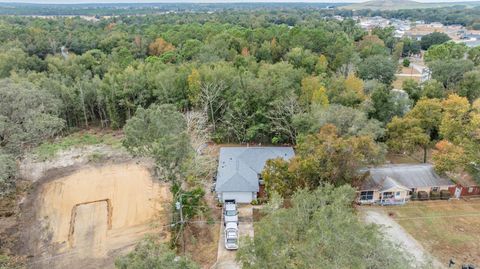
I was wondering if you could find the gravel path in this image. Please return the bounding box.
[363,209,445,269]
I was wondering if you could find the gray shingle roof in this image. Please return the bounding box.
[361,163,454,191]
[379,176,411,192]
[215,147,295,192]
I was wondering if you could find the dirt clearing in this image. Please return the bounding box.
[17,162,171,269]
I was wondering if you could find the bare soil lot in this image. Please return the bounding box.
[17,162,171,269]
[363,200,480,266]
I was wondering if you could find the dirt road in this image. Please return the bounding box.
[363,209,445,268]
[215,205,254,269]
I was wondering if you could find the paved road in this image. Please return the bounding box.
[215,205,254,269]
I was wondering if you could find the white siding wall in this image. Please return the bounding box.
[219,192,254,203]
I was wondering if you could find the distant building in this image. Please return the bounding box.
[215,147,295,203]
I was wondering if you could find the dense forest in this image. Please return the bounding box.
[1,9,480,195]
[0,6,479,268]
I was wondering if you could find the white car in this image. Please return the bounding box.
[224,222,239,250]
[223,202,238,226]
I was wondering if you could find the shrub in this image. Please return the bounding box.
[417,191,429,200]
[410,191,418,200]
[402,58,410,67]
[440,190,451,200]
[430,191,440,200]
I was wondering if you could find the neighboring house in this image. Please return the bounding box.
[358,164,455,205]
[215,147,295,203]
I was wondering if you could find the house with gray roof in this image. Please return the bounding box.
[215,147,295,203]
[358,164,455,205]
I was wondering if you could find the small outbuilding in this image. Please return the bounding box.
[358,163,455,205]
[215,147,295,203]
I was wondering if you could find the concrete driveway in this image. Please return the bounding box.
[215,205,254,269]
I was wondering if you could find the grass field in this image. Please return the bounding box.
[379,200,480,266]
[33,129,123,160]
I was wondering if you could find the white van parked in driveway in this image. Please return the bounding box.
[224,222,239,250]
[223,200,238,226]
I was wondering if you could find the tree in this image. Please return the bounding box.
[357,34,388,59]
[424,42,467,63]
[115,237,199,269]
[327,74,365,107]
[387,98,442,162]
[429,59,474,90]
[420,32,451,50]
[468,46,480,66]
[148,37,175,56]
[459,70,480,102]
[267,96,301,144]
[295,104,384,140]
[401,37,421,56]
[237,185,413,269]
[369,85,407,123]
[0,151,16,197]
[187,68,201,106]
[421,79,445,99]
[123,104,192,182]
[439,94,471,142]
[263,125,384,197]
[357,55,396,85]
[402,79,421,103]
[0,78,64,155]
[432,140,468,175]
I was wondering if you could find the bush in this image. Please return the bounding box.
[440,190,451,200]
[417,191,429,200]
[429,191,440,200]
[402,58,410,67]
[115,237,199,269]
[410,191,418,200]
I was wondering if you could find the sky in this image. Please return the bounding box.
[0,0,478,3]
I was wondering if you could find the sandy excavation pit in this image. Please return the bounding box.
[20,162,171,269]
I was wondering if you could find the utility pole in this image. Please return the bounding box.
[176,195,184,224]
[175,194,186,254]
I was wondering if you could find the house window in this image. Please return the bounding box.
[468,187,474,193]
[431,187,439,192]
[360,191,374,201]
[395,191,401,198]
[382,192,394,199]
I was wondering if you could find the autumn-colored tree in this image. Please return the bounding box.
[262,125,384,197]
[315,54,328,74]
[344,73,365,99]
[311,85,329,107]
[386,98,442,162]
[187,68,201,106]
[386,117,429,159]
[432,140,467,174]
[300,76,328,107]
[148,37,175,56]
[440,94,471,142]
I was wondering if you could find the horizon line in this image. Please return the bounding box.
[1,0,480,5]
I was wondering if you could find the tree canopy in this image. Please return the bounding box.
[237,185,414,269]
